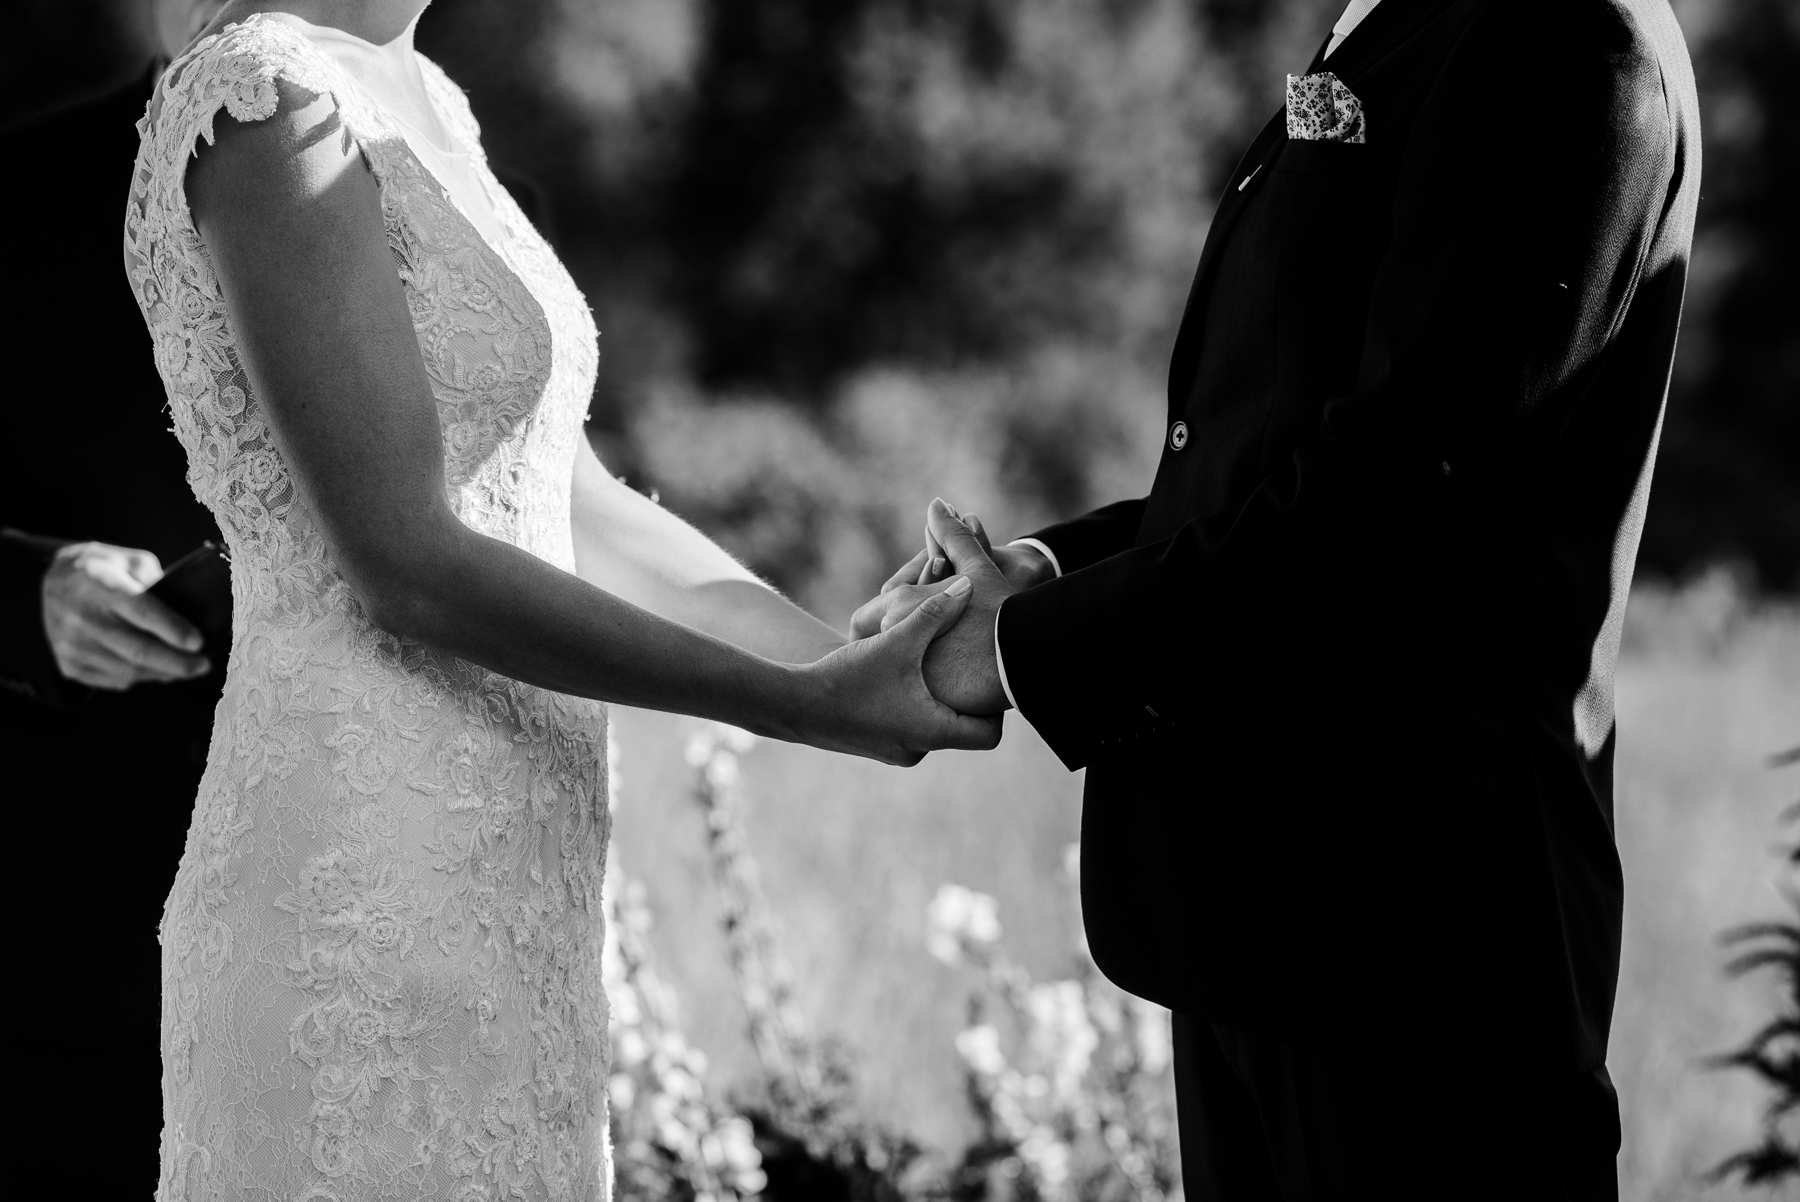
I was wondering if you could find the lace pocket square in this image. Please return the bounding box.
[1286,71,1366,143]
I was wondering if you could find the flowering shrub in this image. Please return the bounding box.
[1711,745,1800,1186]
[603,742,767,1202]
[607,728,1180,1201]
[683,725,926,1202]
[928,854,1181,1202]
[604,867,768,1202]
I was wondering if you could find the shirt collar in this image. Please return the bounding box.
[1325,0,1383,58]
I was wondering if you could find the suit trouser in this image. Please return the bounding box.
[1172,1014,1621,1202]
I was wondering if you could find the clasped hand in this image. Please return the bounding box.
[849,498,1054,717]
[764,498,1042,767]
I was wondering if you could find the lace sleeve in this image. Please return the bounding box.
[129,20,383,241]
[122,18,369,590]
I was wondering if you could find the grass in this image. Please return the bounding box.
[607,572,1800,1197]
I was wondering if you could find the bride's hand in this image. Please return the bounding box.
[851,507,1053,640]
[787,576,1002,765]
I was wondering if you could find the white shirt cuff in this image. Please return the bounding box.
[1007,537,1062,578]
[994,598,1018,711]
[995,539,1057,712]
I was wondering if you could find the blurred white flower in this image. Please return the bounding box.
[718,725,757,754]
[1025,980,1099,1103]
[616,1028,649,1067]
[926,883,1002,963]
[705,754,740,790]
[716,1117,761,1171]
[954,1023,1007,1077]
[685,723,758,768]
[606,738,626,813]
[1019,1124,1073,1190]
[608,1072,637,1112]
[683,730,715,768]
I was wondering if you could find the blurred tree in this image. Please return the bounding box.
[659,0,1116,402]
[25,0,1785,594]
[0,0,153,128]
[1647,0,1800,590]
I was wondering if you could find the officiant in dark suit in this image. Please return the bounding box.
[2,5,558,1184]
[861,0,1700,1196]
[0,0,228,1188]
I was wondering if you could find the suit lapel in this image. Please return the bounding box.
[1165,0,1460,406]
[1309,0,1459,87]
[1165,110,1288,399]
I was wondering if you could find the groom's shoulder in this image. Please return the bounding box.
[1476,0,1691,82]
[1450,0,1692,145]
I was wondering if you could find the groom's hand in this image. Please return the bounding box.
[921,501,1013,713]
[851,507,1055,642]
[873,512,1056,600]
[853,499,1014,715]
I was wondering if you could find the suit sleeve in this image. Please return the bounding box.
[998,2,1683,769]
[0,530,73,710]
[1019,498,1148,577]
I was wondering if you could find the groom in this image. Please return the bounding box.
[861,0,1698,1197]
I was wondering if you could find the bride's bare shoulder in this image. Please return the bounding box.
[150,17,359,216]
[187,75,358,219]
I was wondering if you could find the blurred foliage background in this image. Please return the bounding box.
[10,0,1791,616]
[431,0,1800,607]
[419,0,1800,615]
[4,2,1798,1197]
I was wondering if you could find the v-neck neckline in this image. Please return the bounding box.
[258,11,467,163]
[215,14,532,304]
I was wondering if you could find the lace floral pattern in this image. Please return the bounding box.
[125,17,610,1201]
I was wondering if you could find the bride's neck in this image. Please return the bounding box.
[213,0,431,48]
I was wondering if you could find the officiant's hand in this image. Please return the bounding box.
[850,500,1013,715]
[41,542,211,690]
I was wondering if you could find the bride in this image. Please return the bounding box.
[126,1,996,1197]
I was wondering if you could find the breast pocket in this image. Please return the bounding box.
[1271,138,1377,177]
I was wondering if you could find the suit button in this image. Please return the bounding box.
[1169,421,1189,451]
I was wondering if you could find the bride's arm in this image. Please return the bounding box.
[568,440,844,665]
[186,83,991,763]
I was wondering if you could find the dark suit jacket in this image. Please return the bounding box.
[998,0,1699,1070]
[0,68,223,1077]
[1,65,227,709]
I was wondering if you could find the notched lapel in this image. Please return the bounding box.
[1312,0,1460,87]
[1167,111,1286,398]
[1167,0,1464,405]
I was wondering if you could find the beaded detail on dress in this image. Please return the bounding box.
[124,16,610,1201]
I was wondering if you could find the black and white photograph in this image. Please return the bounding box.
[2,0,1796,1198]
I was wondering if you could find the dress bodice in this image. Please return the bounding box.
[128,17,612,1202]
[127,14,599,627]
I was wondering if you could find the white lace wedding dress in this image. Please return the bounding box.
[126,15,611,1200]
